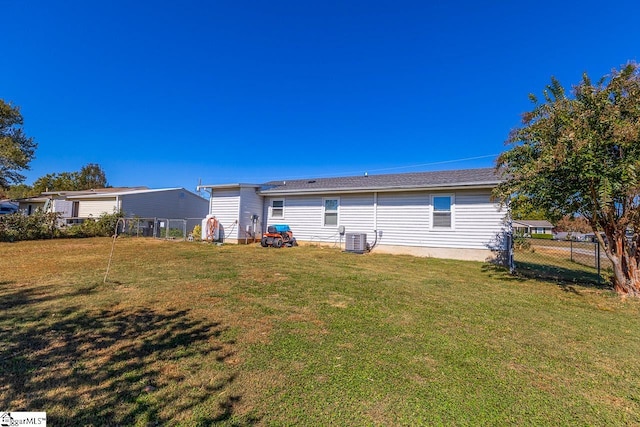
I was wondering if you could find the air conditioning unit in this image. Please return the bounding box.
[345,233,367,253]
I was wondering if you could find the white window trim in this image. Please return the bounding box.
[430,194,455,230]
[270,198,285,219]
[322,197,340,228]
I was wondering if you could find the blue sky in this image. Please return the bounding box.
[3,1,639,191]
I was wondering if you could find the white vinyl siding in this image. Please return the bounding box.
[432,191,504,249]
[77,198,119,218]
[266,196,323,240]
[375,190,504,250]
[210,189,241,239]
[250,189,505,251]
[339,194,374,234]
[265,194,375,243]
[239,187,263,238]
[377,192,429,246]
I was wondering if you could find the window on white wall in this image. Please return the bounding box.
[432,195,453,229]
[323,198,339,226]
[271,199,284,218]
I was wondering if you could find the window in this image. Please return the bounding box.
[323,198,339,226]
[432,195,453,229]
[271,199,284,218]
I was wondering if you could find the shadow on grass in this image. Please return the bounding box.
[0,285,255,425]
[515,259,609,288]
[482,262,613,294]
[481,263,525,282]
[0,283,99,310]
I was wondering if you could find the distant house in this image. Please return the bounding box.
[16,187,208,223]
[198,168,509,262]
[512,219,554,236]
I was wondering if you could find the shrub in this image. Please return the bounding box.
[0,210,59,242]
[60,212,124,238]
[160,228,184,239]
[513,236,531,250]
[191,224,202,241]
[531,233,554,239]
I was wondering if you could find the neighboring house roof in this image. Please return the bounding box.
[15,196,49,203]
[257,167,502,195]
[512,220,554,228]
[66,187,189,199]
[14,187,148,202]
[15,187,206,203]
[41,187,148,197]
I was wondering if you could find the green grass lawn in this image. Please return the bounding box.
[1,238,639,426]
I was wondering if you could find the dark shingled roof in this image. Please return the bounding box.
[260,167,501,195]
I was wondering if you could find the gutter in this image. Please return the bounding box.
[257,181,502,196]
[197,183,261,191]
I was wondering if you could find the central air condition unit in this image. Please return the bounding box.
[345,233,367,253]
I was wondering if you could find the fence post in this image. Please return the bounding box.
[507,233,515,274]
[183,219,187,241]
[570,239,573,262]
[596,242,601,284]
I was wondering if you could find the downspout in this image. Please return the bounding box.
[373,192,378,231]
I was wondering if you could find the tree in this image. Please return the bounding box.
[31,163,109,193]
[77,163,108,189]
[32,172,75,193]
[2,183,37,199]
[509,194,548,220]
[0,100,37,189]
[495,62,640,297]
[554,215,592,234]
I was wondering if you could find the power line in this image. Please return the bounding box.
[280,153,500,180]
[362,153,500,174]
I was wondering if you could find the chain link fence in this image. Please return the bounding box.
[511,237,610,285]
[114,218,203,240]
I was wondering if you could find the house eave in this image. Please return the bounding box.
[258,181,500,196]
[197,183,261,191]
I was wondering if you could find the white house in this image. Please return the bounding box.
[17,187,208,222]
[198,168,508,262]
[512,219,554,236]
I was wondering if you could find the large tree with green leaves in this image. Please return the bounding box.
[495,63,640,297]
[0,100,37,189]
[32,163,109,193]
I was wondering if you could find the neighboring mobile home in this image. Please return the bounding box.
[16,187,208,222]
[198,168,508,261]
